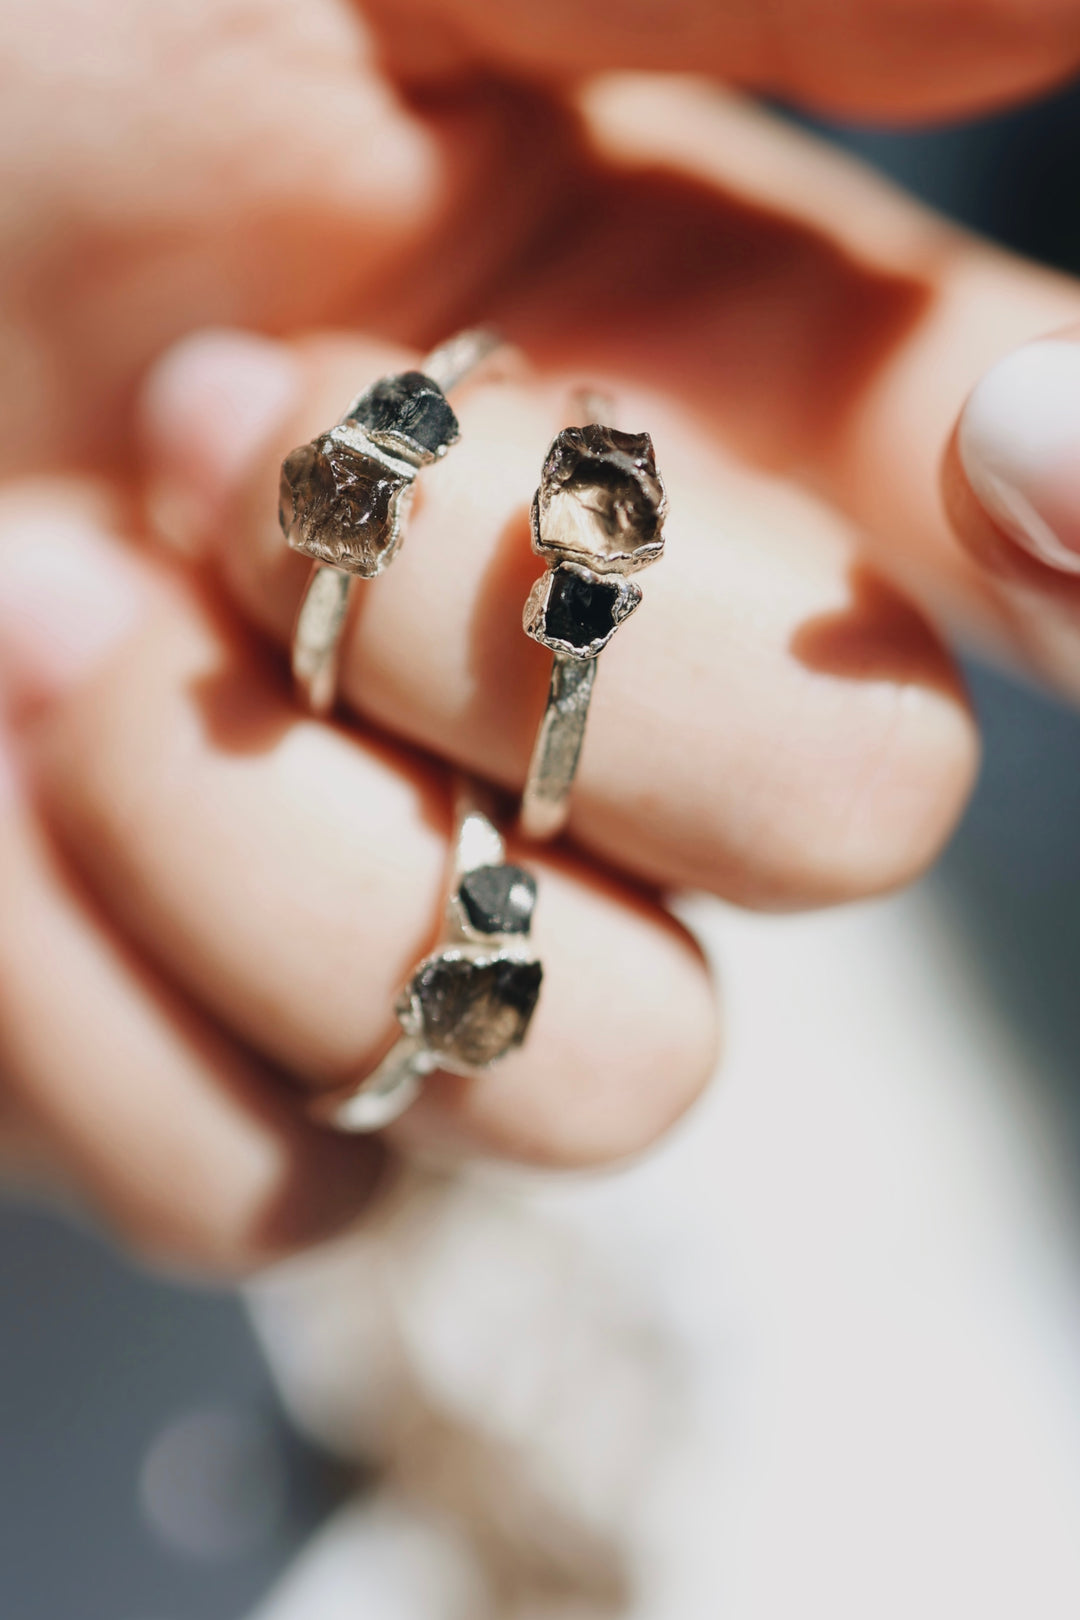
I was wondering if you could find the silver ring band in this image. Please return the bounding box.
[520,408,668,841]
[324,780,543,1132]
[283,329,501,715]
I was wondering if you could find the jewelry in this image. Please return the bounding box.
[324,781,543,1132]
[282,329,499,714]
[520,415,667,840]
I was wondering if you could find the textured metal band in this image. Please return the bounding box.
[324,781,541,1133]
[520,652,597,841]
[291,328,501,715]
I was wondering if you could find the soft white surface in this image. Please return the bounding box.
[247,887,1080,1620]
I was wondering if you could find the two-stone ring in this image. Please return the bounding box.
[520,419,667,840]
[322,780,543,1133]
[281,328,500,714]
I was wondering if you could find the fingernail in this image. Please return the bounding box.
[140,329,300,551]
[0,495,147,719]
[959,337,1080,574]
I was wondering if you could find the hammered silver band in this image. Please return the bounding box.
[520,654,598,841]
[519,407,668,841]
[324,781,543,1133]
[285,329,501,715]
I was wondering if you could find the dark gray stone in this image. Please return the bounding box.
[458,865,537,936]
[345,371,460,463]
[543,568,622,652]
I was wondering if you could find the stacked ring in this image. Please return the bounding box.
[283,350,669,1130]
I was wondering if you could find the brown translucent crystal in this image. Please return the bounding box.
[279,433,411,576]
[401,952,543,1068]
[533,424,666,574]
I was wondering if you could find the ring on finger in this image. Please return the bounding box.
[520,396,668,840]
[322,778,544,1133]
[281,328,501,714]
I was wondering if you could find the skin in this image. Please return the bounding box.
[1,2,1080,1275]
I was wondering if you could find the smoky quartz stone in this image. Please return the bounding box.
[344,371,460,464]
[404,954,543,1068]
[458,864,537,936]
[279,434,410,575]
[534,424,666,573]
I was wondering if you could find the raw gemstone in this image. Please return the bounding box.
[535,423,666,571]
[345,371,460,463]
[279,434,408,575]
[543,568,622,652]
[407,954,543,1068]
[458,864,537,936]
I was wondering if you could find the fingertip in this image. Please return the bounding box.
[799,580,981,903]
[0,486,151,723]
[779,680,979,910]
[956,332,1080,577]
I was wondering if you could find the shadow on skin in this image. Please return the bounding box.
[465,123,933,476]
[464,500,551,781]
[790,561,967,699]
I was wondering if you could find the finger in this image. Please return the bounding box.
[3,491,717,1169]
[0,753,385,1278]
[371,0,1080,121]
[491,79,1080,696]
[943,327,1080,697]
[141,328,976,908]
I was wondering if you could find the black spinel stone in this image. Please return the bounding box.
[279,434,406,573]
[543,569,621,652]
[413,956,543,1067]
[458,865,537,936]
[345,371,460,460]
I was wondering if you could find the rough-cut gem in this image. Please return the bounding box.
[458,865,537,936]
[523,562,642,658]
[345,371,459,463]
[279,434,409,575]
[535,423,666,572]
[544,568,622,651]
[407,954,543,1067]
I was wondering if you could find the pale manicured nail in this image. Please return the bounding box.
[959,337,1080,574]
[0,499,147,718]
[140,330,299,550]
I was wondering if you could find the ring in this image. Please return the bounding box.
[323,780,543,1133]
[519,411,668,840]
[281,329,500,714]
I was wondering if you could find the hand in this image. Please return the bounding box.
[0,2,1073,1275]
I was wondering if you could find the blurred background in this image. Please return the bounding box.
[5,82,1080,1620]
